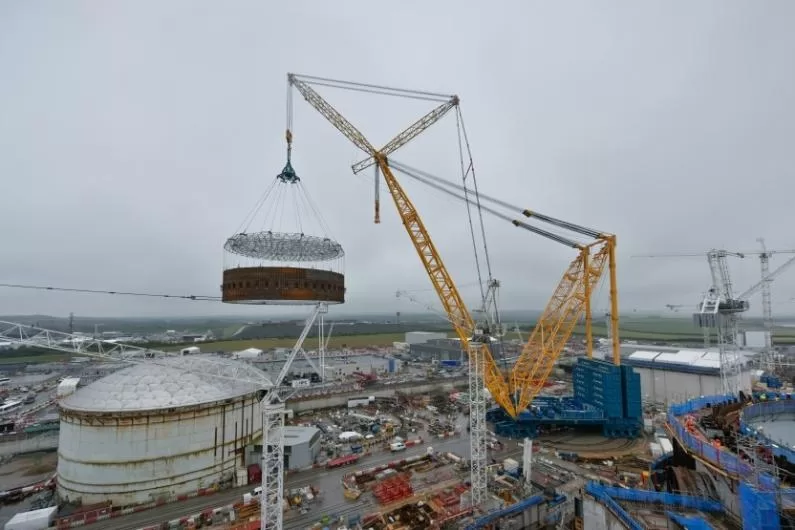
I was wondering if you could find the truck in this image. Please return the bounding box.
[347,396,375,409]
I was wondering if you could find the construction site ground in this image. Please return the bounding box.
[69,393,650,530]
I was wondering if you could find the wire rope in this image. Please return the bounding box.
[290,73,453,101]
[0,283,221,301]
[457,108,487,308]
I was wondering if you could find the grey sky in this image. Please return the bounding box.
[1,1,794,319]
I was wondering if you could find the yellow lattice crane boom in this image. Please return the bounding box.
[510,231,619,414]
[286,74,620,419]
[288,74,516,416]
[385,161,621,412]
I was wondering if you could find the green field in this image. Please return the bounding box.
[4,315,795,364]
[165,332,414,352]
[0,353,72,365]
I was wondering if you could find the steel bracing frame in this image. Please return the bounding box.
[0,321,274,388]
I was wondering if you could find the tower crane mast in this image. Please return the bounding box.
[735,243,795,372]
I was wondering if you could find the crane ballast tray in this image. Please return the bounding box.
[221,139,345,305]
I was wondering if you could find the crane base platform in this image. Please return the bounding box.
[488,359,643,439]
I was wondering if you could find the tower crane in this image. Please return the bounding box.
[634,245,795,394]
[287,74,620,508]
[1,303,326,530]
[733,242,795,372]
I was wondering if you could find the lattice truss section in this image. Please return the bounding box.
[224,232,344,262]
[0,321,274,389]
[512,242,610,413]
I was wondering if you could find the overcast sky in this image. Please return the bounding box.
[1,1,794,320]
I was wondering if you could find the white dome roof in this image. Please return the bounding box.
[61,356,269,413]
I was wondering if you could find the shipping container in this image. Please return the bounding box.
[347,396,375,408]
[247,464,262,485]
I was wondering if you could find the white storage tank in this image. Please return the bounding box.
[57,356,266,506]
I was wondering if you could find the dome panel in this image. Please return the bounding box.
[61,356,266,413]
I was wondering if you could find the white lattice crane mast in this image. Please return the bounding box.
[735,245,795,371]
[1,305,326,530]
[634,245,795,393]
[632,250,747,394]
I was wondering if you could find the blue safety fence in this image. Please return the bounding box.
[461,493,564,530]
[739,399,795,465]
[585,483,643,530]
[739,482,781,530]
[667,512,715,530]
[668,394,735,416]
[591,485,722,512]
[585,483,727,530]
[668,394,793,487]
[585,482,732,530]
[667,412,756,477]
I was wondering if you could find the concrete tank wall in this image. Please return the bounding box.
[57,393,262,506]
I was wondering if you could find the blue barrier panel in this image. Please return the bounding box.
[739,482,780,530]
[585,483,643,530]
[462,494,547,530]
[597,486,722,512]
[666,512,715,530]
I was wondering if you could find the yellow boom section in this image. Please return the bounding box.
[377,156,516,417]
[511,237,614,412]
[288,74,517,417]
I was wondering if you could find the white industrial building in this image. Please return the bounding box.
[274,426,321,470]
[405,331,447,345]
[624,348,754,405]
[234,347,264,360]
[57,356,265,506]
